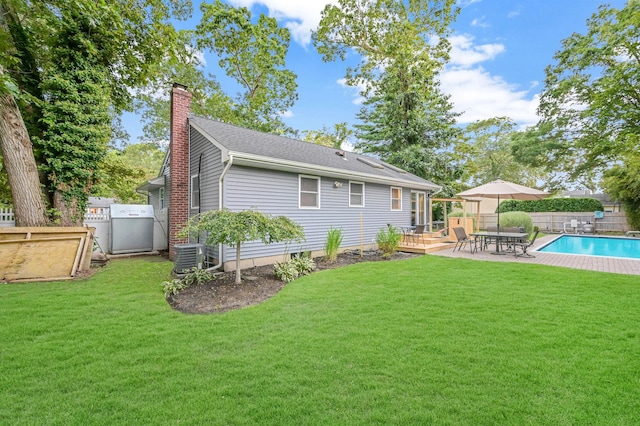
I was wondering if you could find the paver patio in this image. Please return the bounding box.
[428,234,640,276]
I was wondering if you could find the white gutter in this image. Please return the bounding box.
[206,153,234,272]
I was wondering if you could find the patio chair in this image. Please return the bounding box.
[502,227,526,251]
[513,230,540,258]
[453,227,478,253]
[411,224,426,245]
[483,225,501,250]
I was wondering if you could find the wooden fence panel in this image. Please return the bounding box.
[0,227,94,283]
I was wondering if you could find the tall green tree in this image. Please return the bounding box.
[602,145,640,229]
[354,63,460,186]
[34,3,113,225]
[195,0,298,135]
[513,2,640,191]
[0,0,190,225]
[313,0,458,94]
[93,143,166,204]
[134,30,234,143]
[456,117,545,188]
[313,0,460,191]
[302,122,352,149]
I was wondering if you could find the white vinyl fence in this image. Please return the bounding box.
[474,212,631,233]
[0,208,14,227]
[0,207,168,253]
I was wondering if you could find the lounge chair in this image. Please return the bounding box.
[453,227,478,253]
[513,230,540,258]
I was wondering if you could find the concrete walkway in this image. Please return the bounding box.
[429,235,640,276]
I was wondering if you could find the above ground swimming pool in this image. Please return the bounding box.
[536,235,640,260]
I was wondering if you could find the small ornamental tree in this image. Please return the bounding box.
[180,209,305,284]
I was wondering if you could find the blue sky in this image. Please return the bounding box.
[122,0,627,143]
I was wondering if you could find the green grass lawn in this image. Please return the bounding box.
[1,255,639,425]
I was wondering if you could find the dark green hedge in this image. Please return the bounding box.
[498,198,604,213]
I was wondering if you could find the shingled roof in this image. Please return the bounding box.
[189,115,441,192]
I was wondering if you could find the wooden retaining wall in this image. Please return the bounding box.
[0,227,94,283]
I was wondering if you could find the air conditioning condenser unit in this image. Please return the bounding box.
[174,243,205,274]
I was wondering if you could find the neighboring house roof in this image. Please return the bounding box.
[189,115,441,192]
[559,190,617,204]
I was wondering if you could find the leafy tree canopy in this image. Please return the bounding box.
[455,117,546,188]
[301,122,353,149]
[195,0,298,135]
[0,0,191,224]
[514,2,640,186]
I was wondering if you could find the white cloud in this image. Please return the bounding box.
[449,34,505,67]
[280,110,294,118]
[471,16,490,28]
[507,9,521,18]
[226,0,334,46]
[441,34,540,126]
[337,78,367,105]
[441,68,539,126]
[458,0,482,6]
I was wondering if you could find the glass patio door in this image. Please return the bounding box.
[411,191,427,226]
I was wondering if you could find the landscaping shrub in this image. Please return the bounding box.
[376,225,402,258]
[162,267,215,298]
[274,254,316,283]
[182,267,215,287]
[324,227,343,262]
[291,255,316,276]
[162,279,189,298]
[499,197,604,213]
[498,211,534,234]
[274,260,299,283]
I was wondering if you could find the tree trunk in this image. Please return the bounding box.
[0,86,49,227]
[52,191,83,227]
[235,243,242,284]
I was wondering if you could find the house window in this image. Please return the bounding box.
[391,187,402,211]
[159,187,165,209]
[299,175,320,208]
[191,175,200,209]
[349,181,365,207]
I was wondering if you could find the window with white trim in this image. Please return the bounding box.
[391,187,402,211]
[299,175,320,208]
[349,181,365,207]
[159,187,165,209]
[191,175,200,209]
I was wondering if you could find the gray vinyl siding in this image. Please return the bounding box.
[148,189,161,210]
[189,129,223,215]
[221,165,420,262]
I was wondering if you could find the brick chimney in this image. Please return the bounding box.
[168,83,192,260]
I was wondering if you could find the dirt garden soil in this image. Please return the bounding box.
[168,250,422,314]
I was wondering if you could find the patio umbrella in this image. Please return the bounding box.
[456,179,549,230]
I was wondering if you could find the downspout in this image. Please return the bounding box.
[205,153,233,272]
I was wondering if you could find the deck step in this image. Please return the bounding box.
[398,242,455,254]
[401,236,455,246]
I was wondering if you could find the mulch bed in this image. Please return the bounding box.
[167,250,422,314]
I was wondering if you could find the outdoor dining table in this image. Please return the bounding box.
[470,231,529,255]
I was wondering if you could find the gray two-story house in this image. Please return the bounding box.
[139,84,441,270]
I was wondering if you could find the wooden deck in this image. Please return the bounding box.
[398,235,456,254]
